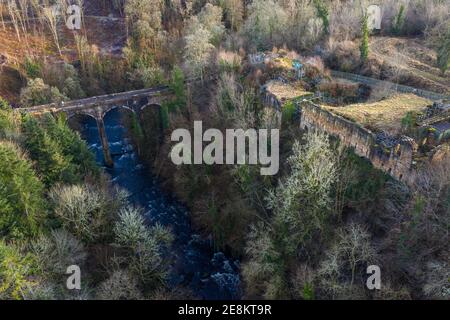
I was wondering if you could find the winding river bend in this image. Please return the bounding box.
[77,109,241,300]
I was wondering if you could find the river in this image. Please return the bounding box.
[77,108,241,300]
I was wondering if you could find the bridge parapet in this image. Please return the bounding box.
[20,86,173,120]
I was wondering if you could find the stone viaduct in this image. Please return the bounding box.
[21,86,174,167]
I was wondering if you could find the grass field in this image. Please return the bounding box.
[370,37,450,95]
[266,81,312,102]
[324,93,432,133]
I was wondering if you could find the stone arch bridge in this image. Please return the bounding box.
[20,86,174,167]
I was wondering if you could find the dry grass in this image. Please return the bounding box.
[370,37,450,94]
[266,80,312,102]
[324,94,432,132]
[0,26,55,64]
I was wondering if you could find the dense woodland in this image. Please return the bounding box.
[0,0,449,300]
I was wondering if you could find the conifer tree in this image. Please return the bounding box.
[21,115,78,187]
[392,4,405,35]
[313,0,329,35]
[0,141,45,239]
[360,14,370,63]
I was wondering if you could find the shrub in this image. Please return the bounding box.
[241,223,285,298]
[0,96,9,110]
[127,63,165,89]
[282,101,297,123]
[96,270,142,300]
[0,101,21,141]
[325,39,360,72]
[267,131,337,254]
[50,184,128,243]
[318,80,359,102]
[23,57,42,79]
[20,78,68,108]
[32,229,87,280]
[0,241,38,300]
[422,259,450,299]
[217,50,242,74]
[23,281,58,300]
[41,63,86,100]
[114,207,150,250]
[166,66,186,112]
[317,223,377,299]
[113,206,173,288]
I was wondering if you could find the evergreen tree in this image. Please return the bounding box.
[0,141,45,239]
[313,0,329,35]
[21,115,78,187]
[0,99,20,140]
[160,104,170,130]
[42,114,99,178]
[392,5,406,35]
[169,66,186,111]
[360,14,370,63]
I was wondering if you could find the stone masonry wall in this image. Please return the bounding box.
[299,102,416,184]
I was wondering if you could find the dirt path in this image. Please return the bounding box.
[370,37,450,94]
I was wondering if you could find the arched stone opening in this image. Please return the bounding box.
[67,113,98,137]
[66,113,105,165]
[101,105,136,120]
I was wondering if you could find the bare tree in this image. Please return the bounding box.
[0,0,6,31]
[40,3,62,56]
[6,0,21,41]
[183,18,214,81]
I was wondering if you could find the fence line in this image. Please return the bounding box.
[331,70,449,101]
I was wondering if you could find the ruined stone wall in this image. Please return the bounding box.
[261,88,282,111]
[299,102,416,184]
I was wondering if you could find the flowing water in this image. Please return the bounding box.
[77,108,241,300]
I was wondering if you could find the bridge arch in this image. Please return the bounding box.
[66,111,98,122]
[102,105,136,120]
